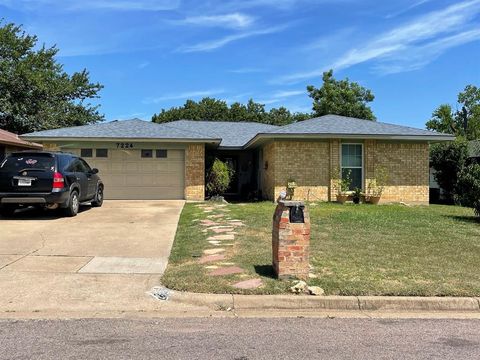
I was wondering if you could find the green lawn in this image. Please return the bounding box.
[162,202,480,296]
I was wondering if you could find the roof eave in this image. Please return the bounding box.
[0,138,43,149]
[20,136,222,145]
[244,133,455,148]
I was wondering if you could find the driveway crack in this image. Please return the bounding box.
[0,233,48,271]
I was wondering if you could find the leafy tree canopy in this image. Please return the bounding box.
[151,98,312,125]
[306,70,376,120]
[0,21,104,134]
[430,140,469,203]
[426,85,480,140]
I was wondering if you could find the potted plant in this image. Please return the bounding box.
[352,187,362,204]
[336,169,352,204]
[366,167,388,205]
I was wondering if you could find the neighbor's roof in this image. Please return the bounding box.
[21,115,454,148]
[468,140,480,158]
[164,120,279,148]
[0,128,42,149]
[21,119,221,143]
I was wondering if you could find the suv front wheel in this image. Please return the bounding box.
[91,185,104,207]
[64,190,80,217]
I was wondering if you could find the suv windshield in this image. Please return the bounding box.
[0,155,56,172]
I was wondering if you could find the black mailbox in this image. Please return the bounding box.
[288,205,305,223]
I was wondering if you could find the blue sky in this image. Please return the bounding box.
[1,0,479,129]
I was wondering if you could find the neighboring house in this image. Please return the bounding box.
[0,128,43,159]
[468,139,480,164]
[21,115,453,204]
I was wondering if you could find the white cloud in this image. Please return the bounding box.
[138,61,151,69]
[0,0,180,11]
[280,0,480,82]
[374,28,480,74]
[385,0,432,19]
[177,25,287,53]
[176,13,255,29]
[258,89,305,104]
[229,67,266,74]
[143,89,226,103]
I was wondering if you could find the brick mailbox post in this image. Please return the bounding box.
[272,200,310,280]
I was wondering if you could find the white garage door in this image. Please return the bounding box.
[80,148,185,200]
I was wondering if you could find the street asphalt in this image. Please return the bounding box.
[0,318,479,359]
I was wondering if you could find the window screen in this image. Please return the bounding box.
[156,149,168,158]
[96,149,108,158]
[141,149,153,158]
[81,149,93,158]
[341,144,363,190]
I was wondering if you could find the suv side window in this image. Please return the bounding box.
[79,159,92,172]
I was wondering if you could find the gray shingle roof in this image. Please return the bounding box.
[266,115,450,138]
[21,115,454,148]
[468,140,480,158]
[21,119,220,141]
[164,120,279,147]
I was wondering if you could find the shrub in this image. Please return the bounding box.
[430,140,469,203]
[206,158,235,197]
[455,163,480,217]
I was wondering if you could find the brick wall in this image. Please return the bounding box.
[185,144,205,201]
[371,141,429,204]
[261,140,330,201]
[261,139,429,204]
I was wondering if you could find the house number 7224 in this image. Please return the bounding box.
[116,142,134,149]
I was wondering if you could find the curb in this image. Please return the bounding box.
[172,292,480,312]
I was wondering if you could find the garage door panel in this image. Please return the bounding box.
[70,148,186,200]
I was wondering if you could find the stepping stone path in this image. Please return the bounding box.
[203,248,225,255]
[232,278,263,289]
[207,234,235,241]
[200,220,219,227]
[208,266,244,276]
[199,254,226,264]
[197,202,249,279]
[209,227,234,234]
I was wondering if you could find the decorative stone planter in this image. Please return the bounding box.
[368,196,381,205]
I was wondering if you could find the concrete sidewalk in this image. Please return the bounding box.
[0,272,478,319]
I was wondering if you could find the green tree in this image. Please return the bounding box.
[455,163,480,217]
[0,21,104,134]
[206,158,235,197]
[306,70,376,120]
[430,140,469,203]
[151,97,312,125]
[426,85,480,140]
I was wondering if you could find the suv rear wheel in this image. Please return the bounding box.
[64,190,79,217]
[91,185,104,207]
[0,205,17,218]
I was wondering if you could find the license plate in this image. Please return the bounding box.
[18,179,32,186]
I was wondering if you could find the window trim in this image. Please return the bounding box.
[141,149,153,158]
[80,148,93,158]
[340,143,364,190]
[155,149,168,158]
[95,148,108,158]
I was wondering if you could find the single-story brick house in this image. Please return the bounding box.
[21,115,454,204]
[0,128,43,159]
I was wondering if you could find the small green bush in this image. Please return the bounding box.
[206,158,235,197]
[455,163,480,217]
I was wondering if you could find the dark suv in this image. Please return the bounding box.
[0,151,104,217]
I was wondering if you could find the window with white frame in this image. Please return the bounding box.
[341,143,363,190]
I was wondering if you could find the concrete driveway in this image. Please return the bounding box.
[0,201,187,316]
